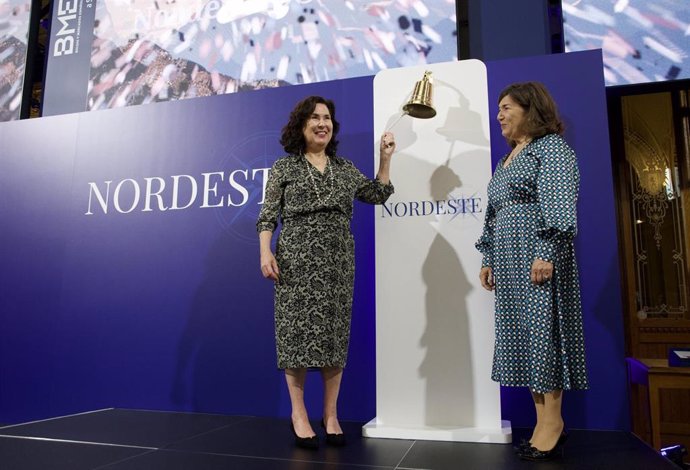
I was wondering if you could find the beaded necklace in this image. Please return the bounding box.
[304,155,335,204]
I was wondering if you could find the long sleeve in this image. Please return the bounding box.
[475,201,496,268]
[534,134,579,262]
[348,159,394,204]
[256,159,286,233]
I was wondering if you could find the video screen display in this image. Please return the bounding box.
[0,0,31,121]
[562,0,689,86]
[88,0,459,110]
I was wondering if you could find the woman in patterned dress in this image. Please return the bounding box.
[257,96,396,449]
[475,82,588,461]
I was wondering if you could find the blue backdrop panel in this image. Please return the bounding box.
[0,77,377,423]
[486,50,628,430]
[0,50,626,431]
[0,115,81,420]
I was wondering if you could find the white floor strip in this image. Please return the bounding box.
[0,408,114,430]
[0,434,157,450]
[394,440,417,469]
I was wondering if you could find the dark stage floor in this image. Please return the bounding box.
[0,409,677,469]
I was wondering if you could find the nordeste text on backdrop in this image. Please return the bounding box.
[85,168,271,215]
[85,168,484,219]
[381,197,482,218]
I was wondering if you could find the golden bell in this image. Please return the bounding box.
[403,71,436,119]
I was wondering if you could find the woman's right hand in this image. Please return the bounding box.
[260,251,280,282]
[479,266,495,291]
[380,131,396,161]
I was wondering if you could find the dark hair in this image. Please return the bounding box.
[498,82,564,146]
[280,96,340,156]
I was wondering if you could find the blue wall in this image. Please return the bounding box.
[0,50,627,430]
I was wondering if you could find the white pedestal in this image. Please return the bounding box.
[368,60,511,443]
[363,418,512,443]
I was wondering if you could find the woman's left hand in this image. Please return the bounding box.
[531,258,553,285]
[380,132,396,160]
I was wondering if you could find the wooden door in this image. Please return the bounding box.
[608,80,690,456]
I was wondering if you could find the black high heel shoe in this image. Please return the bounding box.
[514,430,567,454]
[290,422,319,450]
[519,431,568,461]
[513,437,531,454]
[321,419,346,447]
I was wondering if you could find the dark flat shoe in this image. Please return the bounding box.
[519,431,568,461]
[290,423,319,450]
[321,419,346,447]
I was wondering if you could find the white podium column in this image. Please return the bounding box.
[364,60,511,443]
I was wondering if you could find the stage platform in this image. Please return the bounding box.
[0,409,677,469]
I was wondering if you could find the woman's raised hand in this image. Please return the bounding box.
[380,131,396,160]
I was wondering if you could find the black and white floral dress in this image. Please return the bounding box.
[257,154,393,369]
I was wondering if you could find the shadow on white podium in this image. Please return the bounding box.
[366,59,512,444]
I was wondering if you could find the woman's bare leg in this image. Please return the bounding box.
[530,391,545,443]
[285,368,316,438]
[321,367,344,434]
[530,389,564,451]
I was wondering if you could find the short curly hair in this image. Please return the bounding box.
[499,82,564,147]
[280,96,340,156]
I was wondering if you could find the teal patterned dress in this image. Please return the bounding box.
[475,134,588,393]
[257,154,393,369]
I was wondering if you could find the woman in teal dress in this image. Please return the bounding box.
[257,96,395,449]
[476,82,588,461]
